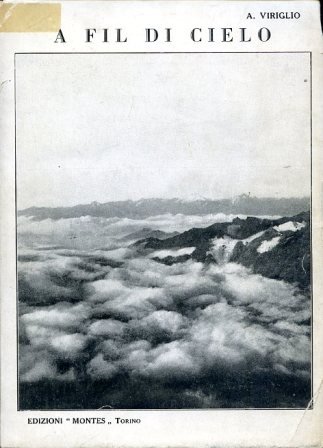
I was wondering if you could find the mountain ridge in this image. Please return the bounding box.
[135,211,310,290]
[19,196,310,220]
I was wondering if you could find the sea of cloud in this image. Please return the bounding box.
[18,214,311,408]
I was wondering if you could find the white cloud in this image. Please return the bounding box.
[51,333,88,356]
[89,319,125,337]
[87,353,118,380]
[21,304,89,330]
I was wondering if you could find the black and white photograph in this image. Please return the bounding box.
[16,52,311,410]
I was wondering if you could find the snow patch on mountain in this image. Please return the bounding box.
[257,237,281,254]
[243,230,266,243]
[273,221,306,233]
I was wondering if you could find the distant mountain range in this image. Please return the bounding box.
[19,196,310,220]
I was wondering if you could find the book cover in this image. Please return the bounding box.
[1,1,322,447]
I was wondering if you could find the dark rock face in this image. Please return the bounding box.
[231,220,310,290]
[152,255,191,265]
[135,211,310,290]
[121,228,179,242]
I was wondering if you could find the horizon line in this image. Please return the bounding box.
[18,195,310,212]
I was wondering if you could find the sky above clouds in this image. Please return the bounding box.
[16,53,311,208]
